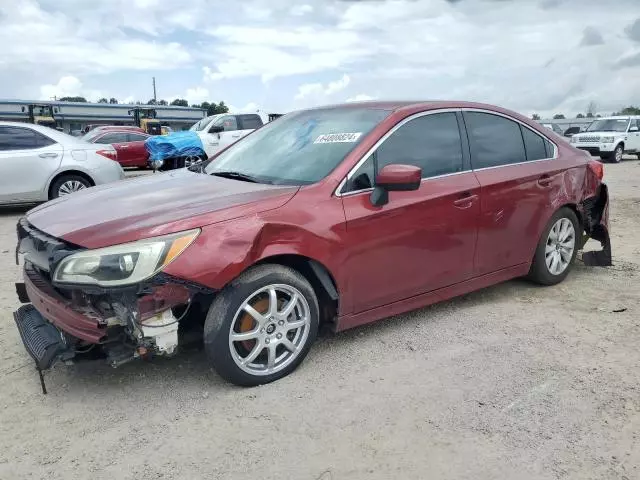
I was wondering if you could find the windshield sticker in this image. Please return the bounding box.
[314,132,362,144]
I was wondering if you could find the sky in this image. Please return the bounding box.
[0,0,638,117]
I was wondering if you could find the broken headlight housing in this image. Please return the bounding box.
[53,229,200,287]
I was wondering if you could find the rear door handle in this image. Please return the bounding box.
[231,134,241,138]
[453,193,478,209]
[38,152,58,158]
[538,175,553,187]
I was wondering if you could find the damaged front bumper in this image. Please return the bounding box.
[579,183,612,267]
[13,219,213,375]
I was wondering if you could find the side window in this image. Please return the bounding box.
[521,126,548,161]
[376,112,463,178]
[0,126,38,151]
[127,133,149,142]
[33,131,55,148]
[238,114,263,130]
[211,115,238,132]
[464,112,526,168]
[543,139,554,158]
[344,156,375,192]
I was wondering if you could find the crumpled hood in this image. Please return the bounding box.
[26,169,298,248]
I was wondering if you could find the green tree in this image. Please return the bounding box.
[586,112,594,118]
[531,113,541,120]
[59,96,87,102]
[158,99,168,106]
[620,106,640,115]
[553,114,565,119]
[147,98,157,105]
[576,113,585,118]
[170,98,189,107]
[98,98,108,103]
[109,97,118,104]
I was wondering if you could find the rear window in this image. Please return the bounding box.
[238,114,263,130]
[464,112,527,169]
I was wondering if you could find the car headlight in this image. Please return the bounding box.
[53,229,200,287]
[570,136,578,143]
[601,136,614,143]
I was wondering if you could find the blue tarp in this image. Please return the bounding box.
[144,131,205,162]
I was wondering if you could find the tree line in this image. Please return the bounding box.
[531,104,639,121]
[56,96,229,115]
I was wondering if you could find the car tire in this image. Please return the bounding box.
[527,207,580,286]
[203,264,319,386]
[49,174,92,199]
[611,144,624,163]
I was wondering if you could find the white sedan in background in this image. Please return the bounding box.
[0,122,125,205]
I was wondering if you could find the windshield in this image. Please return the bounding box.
[190,115,222,132]
[587,119,629,132]
[204,108,391,185]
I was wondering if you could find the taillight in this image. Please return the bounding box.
[588,160,604,180]
[97,149,117,161]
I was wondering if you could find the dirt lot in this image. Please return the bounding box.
[1,161,639,480]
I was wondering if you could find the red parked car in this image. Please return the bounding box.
[14,101,611,388]
[82,129,150,168]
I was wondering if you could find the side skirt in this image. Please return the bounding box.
[335,263,530,332]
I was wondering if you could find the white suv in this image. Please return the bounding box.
[189,113,265,158]
[570,116,640,163]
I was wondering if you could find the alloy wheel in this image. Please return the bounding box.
[545,218,575,275]
[58,180,87,196]
[228,284,311,376]
[615,146,623,163]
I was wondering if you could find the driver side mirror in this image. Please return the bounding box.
[370,164,422,206]
[209,125,224,134]
[630,126,639,132]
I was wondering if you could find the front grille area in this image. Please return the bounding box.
[578,136,601,143]
[17,218,80,273]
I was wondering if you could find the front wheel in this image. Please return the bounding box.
[611,144,624,163]
[528,207,579,286]
[204,264,319,386]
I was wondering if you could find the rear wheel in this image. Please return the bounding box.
[204,264,319,386]
[528,207,579,285]
[50,174,91,199]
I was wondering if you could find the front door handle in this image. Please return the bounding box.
[538,175,553,187]
[38,152,58,158]
[119,145,129,149]
[231,134,241,138]
[453,193,478,209]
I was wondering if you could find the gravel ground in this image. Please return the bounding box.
[1,161,639,480]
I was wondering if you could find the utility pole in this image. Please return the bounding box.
[152,77,157,103]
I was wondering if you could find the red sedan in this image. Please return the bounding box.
[82,129,150,168]
[14,101,610,388]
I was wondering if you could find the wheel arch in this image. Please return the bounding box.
[253,254,339,330]
[47,170,95,199]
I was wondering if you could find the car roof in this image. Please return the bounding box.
[297,100,536,118]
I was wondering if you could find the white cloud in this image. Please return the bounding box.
[40,75,104,101]
[295,74,350,101]
[1,0,640,116]
[183,86,210,105]
[346,94,376,103]
[228,102,260,113]
[291,5,313,16]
